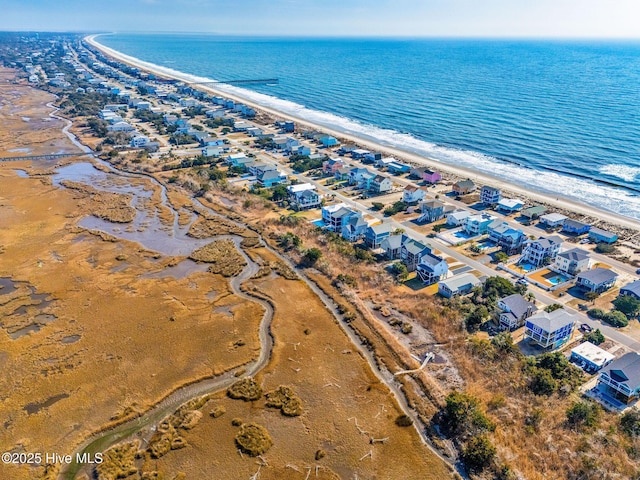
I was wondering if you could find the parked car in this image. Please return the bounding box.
[579,323,593,333]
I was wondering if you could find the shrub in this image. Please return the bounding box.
[235,423,273,456]
[303,247,323,266]
[482,276,517,299]
[620,410,640,437]
[584,329,605,345]
[265,385,303,417]
[441,392,495,438]
[529,368,558,396]
[588,308,605,319]
[400,322,413,334]
[465,306,488,332]
[595,243,615,254]
[566,400,601,430]
[613,295,640,318]
[544,303,563,313]
[227,377,263,401]
[209,406,226,418]
[602,311,629,328]
[336,273,358,288]
[462,435,496,472]
[371,202,385,211]
[395,414,413,427]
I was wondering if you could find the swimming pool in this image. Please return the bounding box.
[516,262,537,273]
[311,219,325,227]
[544,272,571,285]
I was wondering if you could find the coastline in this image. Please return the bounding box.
[86,34,640,235]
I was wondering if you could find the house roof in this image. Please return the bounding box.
[533,236,563,249]
[345,213,366,229]
[439,273,481,291]
[600,352,640,390]
[621,280,640,298]
[448,210,470,220]
[577,268,618,285]
[589,227,617,238]
[557,247,590,262]
[523,206,547,217]
[368,223,393,235]
[403,238,429,256]
[497,198,523,209]
[332,207,355,219]
[373,175,388,183]
[298,190,318,200]
[499,294,537,319]
[381,235,403,251]
[564,218,590,229]
[571,342,615,368]
[418,252,446,269]
[404,185,419,192]
[287,183,315,193]
[423,200,444,210]
[526,308,577,333]
[455,179,475,189]
[540,213,567,223]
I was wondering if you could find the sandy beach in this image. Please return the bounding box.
[86,35,640,235]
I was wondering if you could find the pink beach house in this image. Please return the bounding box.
[423,169,442,184]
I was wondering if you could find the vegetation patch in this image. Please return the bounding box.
[95,441,140,480]
[209,405,226,418]
[187,215,248,238]
[227,377,263,401]
[189,239,246,277]
[235,422,274,456]
[61,180,135,223]
[265,385,303,416]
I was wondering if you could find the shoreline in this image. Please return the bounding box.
[86,34,640,235]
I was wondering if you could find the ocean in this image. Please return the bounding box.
[97,34,640,220]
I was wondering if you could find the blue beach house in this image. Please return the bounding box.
[589,227,618,244]
[524,309,577,350]
[562,219,591,235]
[320,136,339,147]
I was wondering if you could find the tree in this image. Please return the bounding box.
[595,243,615,254]
[566,401,601,430]
[482,276,517,299]
[278,232,301,250]
[392,262,408,282]
[620,410,640,437]
[584,329,605,345]
[371,202,385,211]
[442,392,495,437]
[303,248,322,266]
[613,295,640,318]
[462,435,496,472]
[494,251,509,263]
[466,306,489,332]
[270,184,288,202]
[529,368,558,396]
[585,291,600,304]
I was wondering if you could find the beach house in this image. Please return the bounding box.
[438,273,482,298]
[226,153,254,170]
[453,179,476,195]
[570,342,614,373]
[381,235,403,260]
[553,248,591,276]
[364,223,393,249]
[464,214,497,236]
[417,252,449,285]
[524,308,577,350]
[287,184,321,211]
[496,198,524,214]
[348,167,372,186]
[520,236,563,266]
[320,135,339,147]
[322,158,345,175]
[402,185,426,204]
[619,280,640,300]
[446,209,471,226]
[522,206,547,221]
[575,268,619,293]
[401,237,431,271]
[129,135,151,148]
[369,175,393,194]
[487,221,527,254]
[562,219,591,235]
[257,169,287,188]
[596,352,640,406]
[423,169,442,184]
[107,121,135,133]
[387,161,411,175]
[351,149,370,159]
[341,212,368,242]
[539,213,567,229]
[498,293,538,331]
[410,167,427,180]
[589,227,618,244]
[480,186,501,205]
[322,203,357,232]
[418,200,445,223]
[201,146,223,158]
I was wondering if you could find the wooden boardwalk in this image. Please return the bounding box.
[0,152,89,162]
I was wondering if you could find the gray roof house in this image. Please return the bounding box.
[554,247,591,276]
[524,308,577,350]
[381,235,403,260]
[417,252,449,285]
[575,268,619,293]
[498,294,538,331]
[401,237,431,271]
[597,352,640,406]
[438,273,481,298]
[620,280,640,300]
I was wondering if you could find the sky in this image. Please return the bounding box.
[2,0,640,38]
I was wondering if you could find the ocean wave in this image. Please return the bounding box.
[93,38,640,221]
[599,164,640,182]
